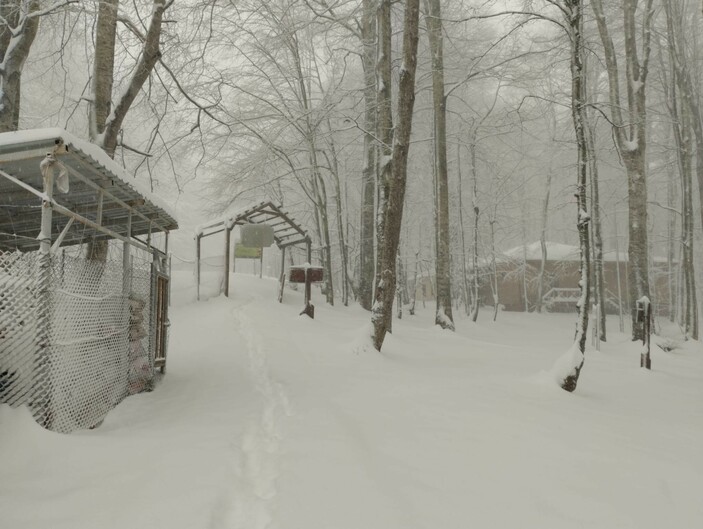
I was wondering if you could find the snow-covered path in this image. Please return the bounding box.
[2,271,703,529]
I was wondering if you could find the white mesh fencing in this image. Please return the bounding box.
[1,247,157,433]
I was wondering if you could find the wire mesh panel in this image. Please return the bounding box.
[128,255,154,395]
[1,247,157,433]
[0,250,39,409]
[47,255,128,431]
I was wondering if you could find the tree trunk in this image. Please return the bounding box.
[489,213,499,322]
[91,0,119,138]
[324,125,350,306]
[96,0,167,157]
[375,0,393,298]
[424,0,454,331]
[0,0,41,132]
[585,116,606,341]
[664,0,701,339]
[555,0,591,392]
[591,0,653,340]
[372,0,421,351]
[359,0,377,311]
[535,170,551,314]
[470,138,480,322]
[456,143,472,316]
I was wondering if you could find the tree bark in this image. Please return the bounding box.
[557,0,591,392]
[663,0,701,338]
[424,0,454,330]
[96,0,168,157]
[359,0,378,311]
[535,169,551,314]
[0,0,41,132]
[585,115,606,341]
[591,0,653,340]
[372,0,421,351]
[91,0,119,138]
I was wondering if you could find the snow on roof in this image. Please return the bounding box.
[0,127,177,222]
[0,128,178,251]
[503,241,672,264]
[503,241,580,261]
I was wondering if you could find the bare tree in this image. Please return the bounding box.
[372,0,421,351]
[0,0,73,131]
[661,0,699,339]
[91,0,172,157]
[359,0,377,311]
[591,0,654,340]
[424,0,454,330]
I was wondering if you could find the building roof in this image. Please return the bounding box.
[0,128,178,252]
[503,241,580,262]
[503,241,672,264]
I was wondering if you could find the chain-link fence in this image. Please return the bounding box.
[1,246,157,433]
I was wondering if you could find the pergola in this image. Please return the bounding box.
[196,201,311,300]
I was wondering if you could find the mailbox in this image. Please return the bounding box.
[289,266,324,283]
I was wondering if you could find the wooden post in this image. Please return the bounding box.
[278,246,286,303]
[259,246,264,279]
[224,227,231,297]
[302,267,314,318]
[639,297,652,369]
[196,234,202,301]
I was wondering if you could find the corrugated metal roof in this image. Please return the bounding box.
[0,129,178,252]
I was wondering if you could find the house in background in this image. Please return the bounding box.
[480,241,675,317]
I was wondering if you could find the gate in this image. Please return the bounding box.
[154,273,170,373]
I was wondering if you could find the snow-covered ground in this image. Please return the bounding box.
[2,271,702,529]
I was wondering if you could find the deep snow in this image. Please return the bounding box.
[1,271,702,529]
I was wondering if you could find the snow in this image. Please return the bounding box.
[2,271,703,528]
[623,139,638,152]
[548,339,584,386]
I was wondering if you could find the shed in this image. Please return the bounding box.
[482,241,674,317]
[0,128,178,433]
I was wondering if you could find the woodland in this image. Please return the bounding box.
[2,0,703,392]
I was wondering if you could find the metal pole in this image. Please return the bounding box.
[35,161,54,428]
[123,211,132,295]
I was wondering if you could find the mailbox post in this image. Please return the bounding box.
[636,296,652,369]
[289,265,324,318]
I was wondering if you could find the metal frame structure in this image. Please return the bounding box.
[0,129,178,432]
[196,201,311,300]
[0,130,177,254]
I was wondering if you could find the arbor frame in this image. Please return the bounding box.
[195,201,311,301]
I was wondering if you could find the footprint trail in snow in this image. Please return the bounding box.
[225,301,292,529]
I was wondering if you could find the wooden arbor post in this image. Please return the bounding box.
[278,246,286,303]
[637,296,652,369]
[224,225,232,297]
[196,233,202,301]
